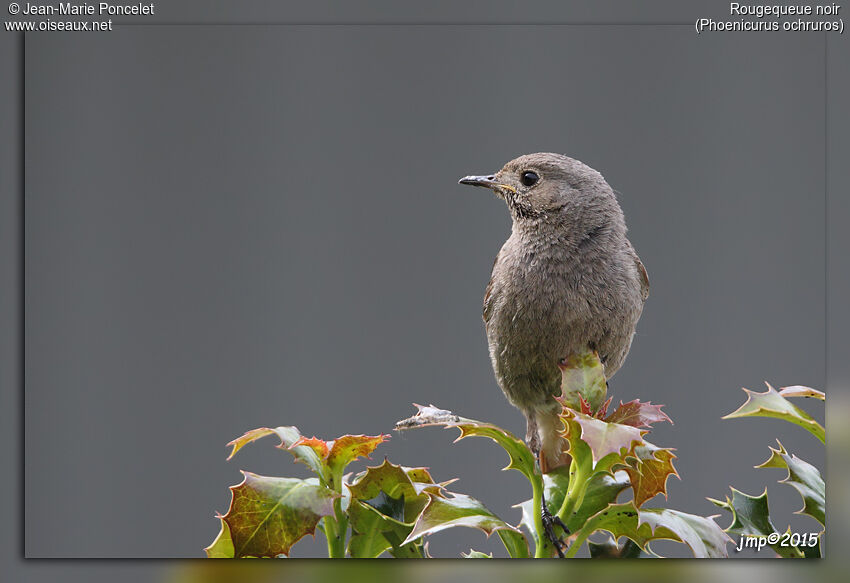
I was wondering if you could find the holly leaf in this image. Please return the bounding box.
[708,487,804,558]
[290,436,330,459]
[516,468,630,535]
[638,507,731,558]
[576,502,730,558]
[558,350,607,412]
[347,499,402,558]
[564,409,646,464]
[204,517,235,558]
[588,536,643,558]
[326,434,389,477]
[402,492,529,557]
[778,385,824,400]
[604,400,673,428]
[462,549,493,558]
[395,404,536,481]
[756,441,825,526]
[623,442,679,508]
[221,472,337,557]
[225,426,325,476]
[723,383,824,443]
[347,459,440,520]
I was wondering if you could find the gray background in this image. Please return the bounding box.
[2,1,846,575]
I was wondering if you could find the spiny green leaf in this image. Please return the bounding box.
[575,502,730,558]
[204,517,235,558]
[462,549,493,558]
[516,469,630,536]
[623,442,679,508]
[222,473,337,557]
[347,459,439,523]
[347,500,400,558]
[708,487,804,558]
[363,490,406,523]
[604,400,673,428]
[347,529,392,558]
[756,441,825,526]
[395,404,536,481]
[589,536,643,558]
[498,529,531,558]
[402,492,527,556]
[558,350,607,411]
[723,383,824,443]
[638,507,731,558]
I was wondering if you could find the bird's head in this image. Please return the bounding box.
[459,152,624,235]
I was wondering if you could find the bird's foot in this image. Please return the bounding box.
[541,493,569,558]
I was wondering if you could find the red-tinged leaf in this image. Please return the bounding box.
[579,395,593,415]
[291,436,330,459]
[623,443,680,508]
[604,399,673,428]
[222,472,337,557]
[778,385,825,401]
[565,410,646,464]
[326,434,389,477]
[596,396,613,419]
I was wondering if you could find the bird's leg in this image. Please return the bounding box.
[527,415,569,557]
[538,451,570,558]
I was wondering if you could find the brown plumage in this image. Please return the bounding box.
[460,153,648,472]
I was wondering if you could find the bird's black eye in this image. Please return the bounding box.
[520,171,539,187]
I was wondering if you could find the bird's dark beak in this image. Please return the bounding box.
[458,174,498,188]
[458,175,517,194]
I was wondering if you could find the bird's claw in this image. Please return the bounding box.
[541,502,570,558]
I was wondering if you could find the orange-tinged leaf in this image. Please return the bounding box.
[226,427,278,460]
[326,434,389,476]
[623,443,680,508]
[291,436,330,459]
[225,426,326,476]
[222,472,337,557]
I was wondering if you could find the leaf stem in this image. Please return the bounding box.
[323,515,342,558]
[323,469,348,558]
[556,457,588,526]
[531,472,554,558]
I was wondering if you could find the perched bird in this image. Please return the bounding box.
[459,153,649,474]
